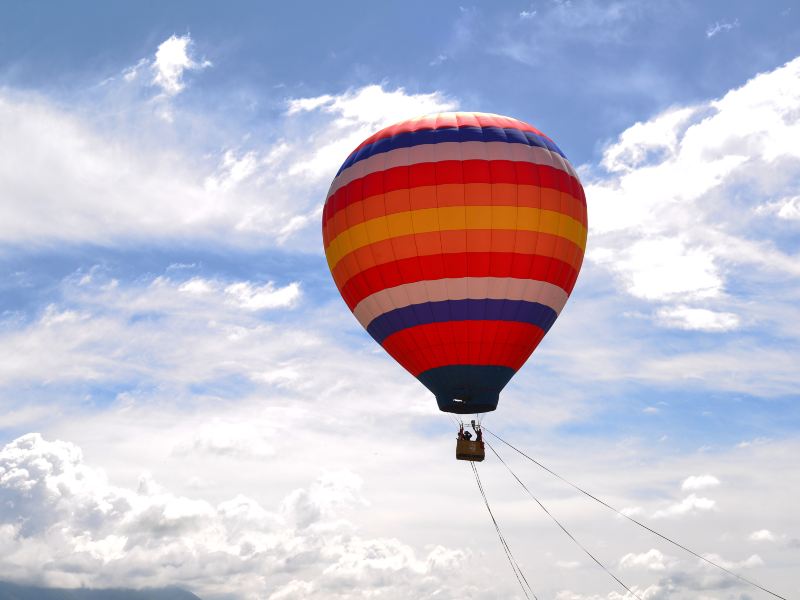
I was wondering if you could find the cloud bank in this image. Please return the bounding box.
[0,434,465,599]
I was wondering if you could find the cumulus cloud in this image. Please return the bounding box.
[652,494,716,519]
[0,81,455,248]
[655,306,740,331]
[284,84,457,180]
[179,277,301,309]
[755,195,800,219]
[0,271,307,390]
[619,548,673,571]
[151,35,211,96]
[118,34,211,121]
[592,237,723,302]
[0,434,465,598]
[586,56,800,332]
[225,281,301,310]
[700,552,764,570]
[681,475,721,491]
[172,420,275,459]
[748,529,776,542]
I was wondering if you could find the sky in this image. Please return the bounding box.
[0,1,799,599]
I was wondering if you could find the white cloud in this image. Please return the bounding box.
[748,529,776,542]
[755,194,800,219]
[655,306,740,331]
[286,94,335,115]
[179,277,215,295]
[204,150,260,192]
[652,494,716,519]
[736,437,771,448]
[619,506,644,517]
[0,81,455,248]
[122,58,149,82]
[0,434,466,598]
[151,34,211,96]
[681,475,720,491]
[496,1,644,66]
[287,84,456,129]
[591,237,723,301]
[268,580,314,600]
[225,281,301,310]
[619,548,672,571]
[0,272,305,390]
[586,55,800,332]
[172,420,275,459]
[600,107,698,174]
[700,552,764,570]
[285,85,457,180]
[706,19,740,38]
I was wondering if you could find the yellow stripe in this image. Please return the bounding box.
[325,206,588,270]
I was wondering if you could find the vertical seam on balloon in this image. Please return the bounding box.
[418,130,448,371]
[457,113,471,370]
[565,169,588,294]
[340,167,371,330]
[541,150,567,309]
[500,125,525,373]
[520,132,546,367]
[483,127,509,372]
[555,155,580,299]
[477,120,493,371]
[400,130,437,374]
[505,126,524,373]
[429,114,452,373]
[409,121,440,371]
[380,132,428,376]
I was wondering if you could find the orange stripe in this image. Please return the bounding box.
[325,205,587,270]
[330,229,584,292]
[323,183,586,245]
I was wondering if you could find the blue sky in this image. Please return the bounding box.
[0,2,799,599]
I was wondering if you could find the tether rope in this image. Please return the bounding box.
[484,427,788,600]
[470,461,538,600]
[487,441,643,600]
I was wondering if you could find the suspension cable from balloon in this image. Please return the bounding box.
[483,428,789,600]
[469,461,538,600]
[486,440,643,600]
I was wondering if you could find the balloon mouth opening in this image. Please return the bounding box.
[437,393,499,414]
[417,364,515,414]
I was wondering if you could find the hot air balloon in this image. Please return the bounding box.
[322,112,587,423]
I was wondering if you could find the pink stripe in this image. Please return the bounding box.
[351,277,569,329]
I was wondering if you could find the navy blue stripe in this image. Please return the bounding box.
[366,299,558,344]
[337,126,566,176]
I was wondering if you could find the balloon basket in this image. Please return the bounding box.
[456,439,485,462]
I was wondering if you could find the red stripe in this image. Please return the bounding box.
[339,252,579,310]
[381,321,547,376]
[322,160,585,229]
[350,113,551,155]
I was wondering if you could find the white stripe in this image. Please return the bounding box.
[326,141,579,200]
[352,277,569,328]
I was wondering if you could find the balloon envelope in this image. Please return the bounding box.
[322,112,587,413]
